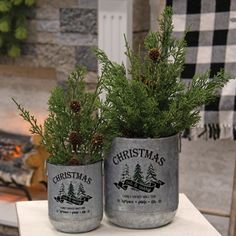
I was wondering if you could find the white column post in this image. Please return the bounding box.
[98,0,133,100]
[98,0,133,67]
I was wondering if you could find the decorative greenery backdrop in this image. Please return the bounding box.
[0,0,35,57]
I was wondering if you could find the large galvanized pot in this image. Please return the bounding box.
[47,161,103,233]
[105,134,179,229]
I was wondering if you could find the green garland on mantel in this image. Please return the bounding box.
[0,0,36,57]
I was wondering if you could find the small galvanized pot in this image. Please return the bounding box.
[105,134,179,229]
[47,161,103,233]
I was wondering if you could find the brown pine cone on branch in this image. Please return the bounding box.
[91,133,103,148]
[68,156,80,165]
[70,100,81,113]
[69,131,81,146]
[140,75,155,87]
[148,48,160,61]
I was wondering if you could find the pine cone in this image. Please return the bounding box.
[92,133,103,147]
[140,74,146,83]
[140,75,154,86]
[70,100,81,113]
[68,156,80,165]
[148,48,160,61]
[69,131,81,146]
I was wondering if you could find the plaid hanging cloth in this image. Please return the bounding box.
[166,0,236,140]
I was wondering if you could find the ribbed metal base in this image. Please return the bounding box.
[49,215,102,233]
[105,209,177,229]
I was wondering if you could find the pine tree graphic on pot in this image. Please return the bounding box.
[13,67,104,233]
[96,7,232,229]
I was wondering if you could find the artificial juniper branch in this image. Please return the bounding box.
[12,98,44,137]
[13,66,105,165]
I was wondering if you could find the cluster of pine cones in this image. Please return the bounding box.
[67,99,103,165]
[138,48,161,87]
[68,99,103,152]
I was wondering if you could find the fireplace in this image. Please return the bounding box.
[0,133,32,161]
[0,131,42,200]
[0,66,56,200]
[0,131,50,200]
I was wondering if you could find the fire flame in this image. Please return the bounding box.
[11,145,22,158]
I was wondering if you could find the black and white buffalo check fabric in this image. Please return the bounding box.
[166,0,236,139]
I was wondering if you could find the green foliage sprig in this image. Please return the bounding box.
[96,7,232,139]
[13,66,105,165]
[0,0,35,57]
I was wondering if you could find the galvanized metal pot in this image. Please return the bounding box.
[105,134,179,229]
[47,161,103,233]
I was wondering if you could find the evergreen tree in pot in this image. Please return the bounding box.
[13,66,104,233]
[96,7,232,229]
